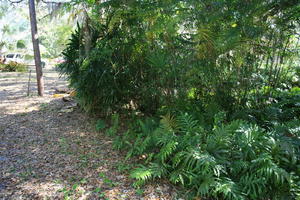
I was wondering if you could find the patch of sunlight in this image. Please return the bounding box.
[19,180,65,197]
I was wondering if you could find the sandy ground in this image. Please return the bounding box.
[0,66,177,200]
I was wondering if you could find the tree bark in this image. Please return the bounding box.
[29,0,44,96]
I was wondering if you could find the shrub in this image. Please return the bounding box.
[0,62,27,72]
[0,63,5,71]
[115,113,300,200]
[232,90,300,130]
[60,1,300,198]
[58,1,300,116]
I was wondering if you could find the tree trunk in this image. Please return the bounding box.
[29,0,44,96]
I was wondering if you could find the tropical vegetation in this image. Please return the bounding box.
[58,0,300,199]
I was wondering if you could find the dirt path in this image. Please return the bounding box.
[0,67,175,200]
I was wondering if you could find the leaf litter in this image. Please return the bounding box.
[0,68,178,200]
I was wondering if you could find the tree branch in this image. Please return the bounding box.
[7,0,25,3]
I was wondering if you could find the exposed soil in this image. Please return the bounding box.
[0,66,177,200]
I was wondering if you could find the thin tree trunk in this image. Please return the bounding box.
[29,0,44,96]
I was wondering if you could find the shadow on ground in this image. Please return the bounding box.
[0,98,175,200]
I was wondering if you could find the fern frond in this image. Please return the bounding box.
[130,165,152,187]
[183,150,216,173]
[177,113,199,134]
[130,163,167,187]
[157,140,178,163]
[252,153,290,186]
[238,173,266,198]
[160,113,179,133]
[214,178,245,200]
[195,174,215,196]
[148,163,167,179]
[169,170,185,185]
[156,130,175,146]
[172,151,185,167]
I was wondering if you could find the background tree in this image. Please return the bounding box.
[0,0,74,95]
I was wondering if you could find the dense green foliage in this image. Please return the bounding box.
[113,113,300,199]
[59,0,300,117]
[58,0,300,199]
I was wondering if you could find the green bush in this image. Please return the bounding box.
[58,1,300,116]
[0,62,27,72]
[0,63,5,71]
[60,1,300,199]
[114,113,300,200]
[232,90,300,130]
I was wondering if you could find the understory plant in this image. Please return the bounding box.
[58,0,300,116]
[115,113,300,200]
[0,62,27,72]
[59,0,300,199]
